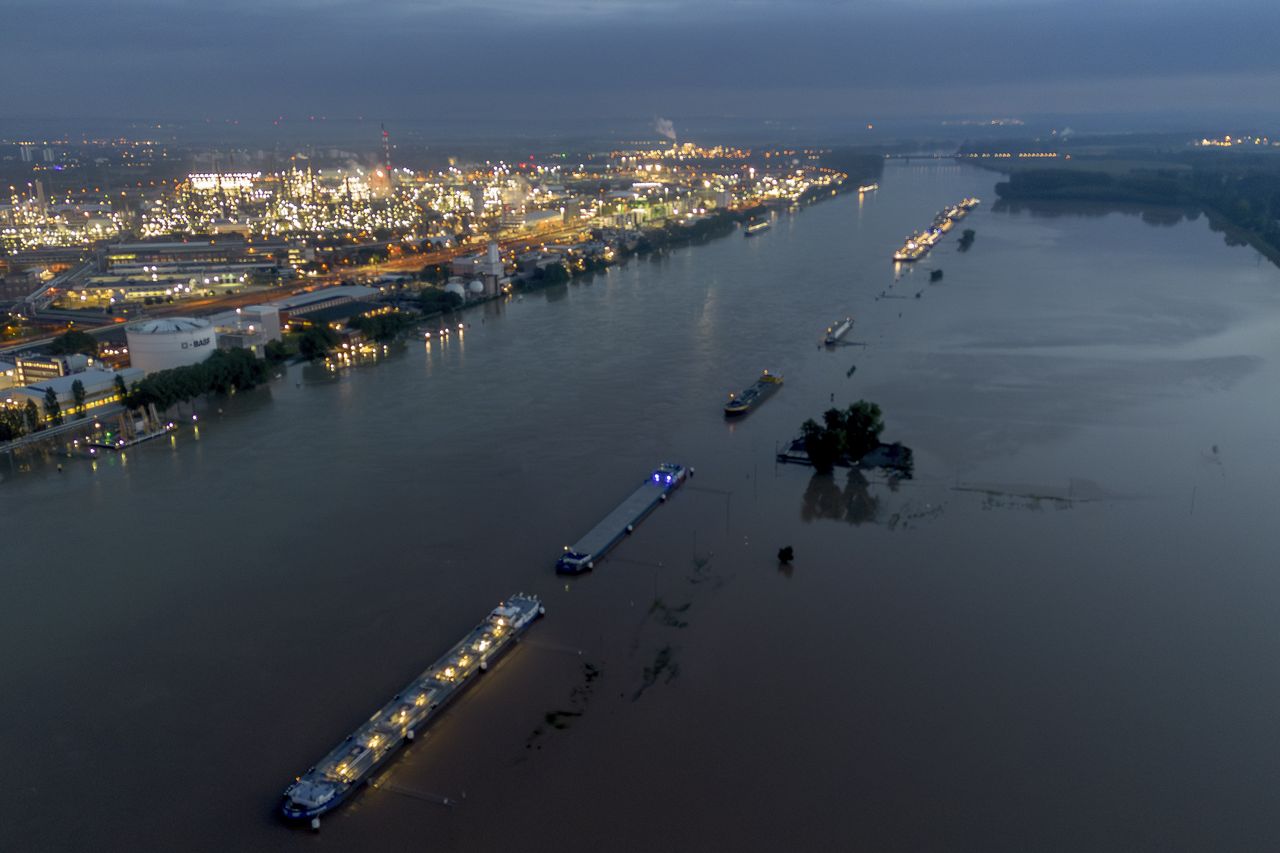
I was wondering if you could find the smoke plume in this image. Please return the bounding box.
[655,117,677,142]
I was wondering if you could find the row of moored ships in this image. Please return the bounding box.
[281,187,913,831]
[892,197,980,262]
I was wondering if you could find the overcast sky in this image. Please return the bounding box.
[3,0,1278,125]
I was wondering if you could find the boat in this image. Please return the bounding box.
[724,370,783,416]
[890,198,980,261]
[892,238,926,262]
[857,183,879,193]
[744,220,771,236]
[824,317,854,346]
[556,463,690,573]
[280,594,545,828]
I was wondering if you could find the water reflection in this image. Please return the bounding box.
[800,469,880,525]
[991,198,1200,227]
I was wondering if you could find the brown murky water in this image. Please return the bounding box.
[5,162,1280,852]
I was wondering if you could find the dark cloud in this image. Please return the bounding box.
[2,0,1277,122]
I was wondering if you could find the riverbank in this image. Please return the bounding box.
[989,160,1280,269]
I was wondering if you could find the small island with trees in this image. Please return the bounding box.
[779,400,913,476]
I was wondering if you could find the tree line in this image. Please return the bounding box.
[124,347,267,411]
[995,162,1280,266]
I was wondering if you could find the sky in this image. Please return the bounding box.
[3,0,1278,128]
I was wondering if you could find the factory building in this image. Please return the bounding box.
[265,284,379,328]
[210,305,282,356]
[100,236,308,275]
[6,368,143,423]
[15,353,93,385]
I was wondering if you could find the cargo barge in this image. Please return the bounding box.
[280,594,545,829]
[724,370,783,416]
[823,317,854,346]
[744,219,771,236]
[556,463,689,574]
[891,197,981,262]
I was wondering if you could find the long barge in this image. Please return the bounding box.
[556,463,689,574]
[892,197,981,262]
[280,594,545,828]
[724,369,783,417]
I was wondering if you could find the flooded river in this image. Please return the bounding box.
[5,161,1280,851]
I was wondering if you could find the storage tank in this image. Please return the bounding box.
[125,318,217,375]
[467,280,485,295]
[444,282,467,299]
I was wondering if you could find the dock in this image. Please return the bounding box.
[280,594,544,828]
[556,463,689,573]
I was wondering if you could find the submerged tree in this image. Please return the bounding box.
[798,400,886,471]
[298,327,340,360]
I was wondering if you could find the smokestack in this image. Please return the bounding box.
[381,123,392,179]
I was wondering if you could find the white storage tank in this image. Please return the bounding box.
[444,282,467,299]
[467,279,485,295]
[126,317,218,375]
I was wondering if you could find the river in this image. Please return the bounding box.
[4,161,1280,852]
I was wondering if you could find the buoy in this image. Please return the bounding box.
[659,493,667,502]
[626,524,634,533]
[538,606,546,616]
[407,729,415,741]
[310,817,321,831]
[689,467,695,477]
[586,561,594,570]
[480,661,488,672]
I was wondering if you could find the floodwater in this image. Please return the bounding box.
[5,162,1280,852]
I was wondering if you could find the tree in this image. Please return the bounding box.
[538,262,571,284]
[264,339,290,363]
[298,327,340,360]
[113,374,128,402]
[418,289,463,314]
[798,400,886,470]
[834,401,884,462]
[23,400,39,432]
[42,387,62,426]
[71,379,87,419]
[47,329,97,356]
[801,417,841,473]
[0,407,23,441]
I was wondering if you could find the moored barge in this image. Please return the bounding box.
[280,594,544,828]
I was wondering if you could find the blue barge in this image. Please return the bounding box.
[556,463,690,574]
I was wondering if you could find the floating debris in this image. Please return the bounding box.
[633,645,680,701]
